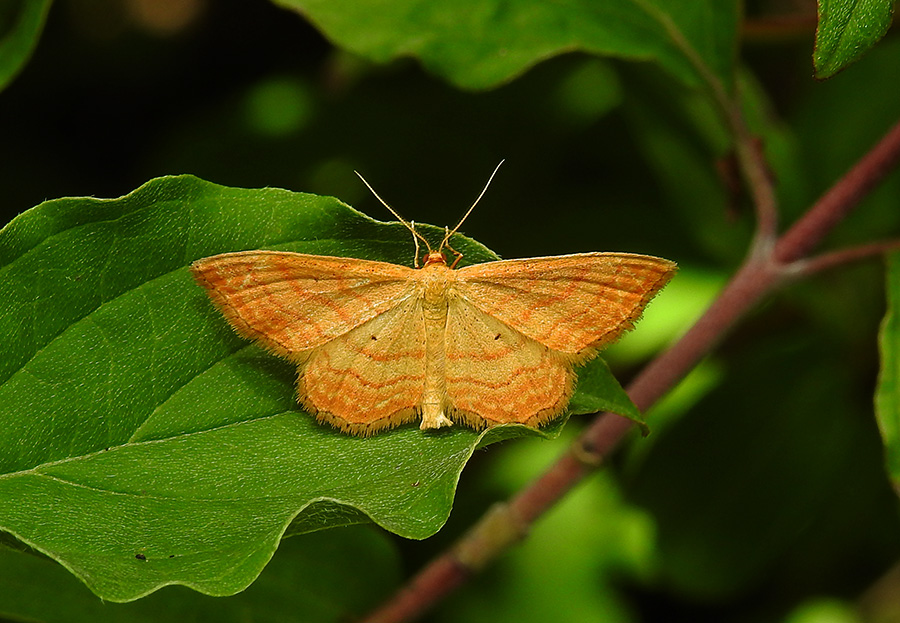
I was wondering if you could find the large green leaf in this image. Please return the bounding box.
[274,0,739,91]
[0,526,400,622]
[814,0,894,79]
[0,175,641,602]
[876,252,900,492]
[0,0,51,92]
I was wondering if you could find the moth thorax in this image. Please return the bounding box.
[421,262,452,306]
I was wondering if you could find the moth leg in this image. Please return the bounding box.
[442,230,464,269]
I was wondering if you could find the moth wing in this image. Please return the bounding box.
[191,250,417,357]
[444,296,575,427]
[454,252,676,355]
[299,296,426,435]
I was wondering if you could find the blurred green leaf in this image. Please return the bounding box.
[0,526,400,623]
[0,175,640,602]
[0,0,51,92]
[274,0,739,91]
[877,252,900,492]
[552,60,623,128]
[784,598,861,623]
[814,0,894,79]
[243,76,315,136]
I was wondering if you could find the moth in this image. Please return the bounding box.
[191,165,676,435]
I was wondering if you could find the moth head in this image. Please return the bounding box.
[422,250,448,267]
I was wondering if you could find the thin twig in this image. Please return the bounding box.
[742,12,818,43]
[362,115,900,623]
[651,6,780,245]
[736,131,779,248]
[790,239,900,277]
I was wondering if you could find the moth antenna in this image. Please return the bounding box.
[355,171,433,256]
[440,159,505,250]
[410,220,421,268]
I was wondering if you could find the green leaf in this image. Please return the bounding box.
[876,252,900,492]
[814,0,894,79]
[0,0,52,92]
[0,175,641,602]
[0,526,400,622]
[570,358,645,433]
[275,0,738,91]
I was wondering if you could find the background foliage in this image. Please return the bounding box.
[1,1,899,622]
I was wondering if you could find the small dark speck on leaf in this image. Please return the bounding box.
[371,335,377,341]
[135,553,146,561]
[494,334,501,340]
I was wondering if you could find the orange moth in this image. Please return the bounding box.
[191,165,676,435]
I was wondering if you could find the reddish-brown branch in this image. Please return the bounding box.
[364,557,469,623]
[362,117,900,623]
[775,119,900,264]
